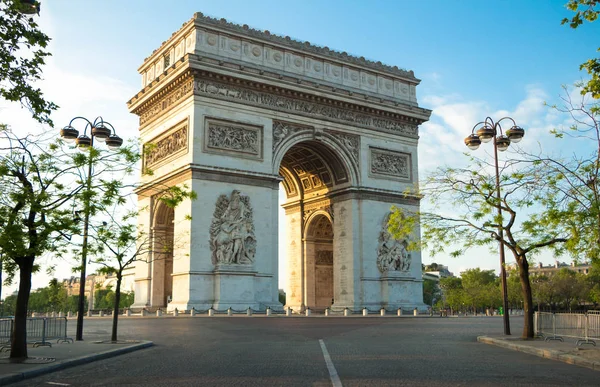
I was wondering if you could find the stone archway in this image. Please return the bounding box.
[129,13,432,312]
[304,214,334,310]
[277,137,350,311]
[150,201,174,308]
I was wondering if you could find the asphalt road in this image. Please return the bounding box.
[11,316,600,386]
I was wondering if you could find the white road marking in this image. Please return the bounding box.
[319,339,342,387]
[46,382,70,386]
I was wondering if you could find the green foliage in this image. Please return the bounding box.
[0,0,57,125]
[562,0,600,98]
[535,86,600,262]
[388,150,569,337]
[2,280,85,314]
[0,128,81,283]
[93,286,133,310]
[531,268,594,310]
[422,278,440,306]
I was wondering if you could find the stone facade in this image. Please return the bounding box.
[128,13,431,312]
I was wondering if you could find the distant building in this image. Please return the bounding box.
[61,267,136,307]
[422,264,454,282]
[527,261,591,277]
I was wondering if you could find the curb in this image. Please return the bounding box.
[477,336,600,372]
[0,341,153,386]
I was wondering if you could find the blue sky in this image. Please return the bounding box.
[2,0,600,293]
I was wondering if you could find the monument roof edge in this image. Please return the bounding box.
[141,12,419,81]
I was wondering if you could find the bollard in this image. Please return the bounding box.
[125,309,131,317]
[174,308,179,317]
[156,309,162,317]
[247,307,252,317]
[413,308,418,316]
[58,311,64,318]
[398,308,403,316]
[305,308,311,317]
[51,311,56,318]
[380,308,385,317]
[286,307,292,316]
[191,308,197,317]
[67,311,73,318]
[325,308,330,317]
[141,309,147,317]
[208,308,214,317]
[87,310,92,317]
[227,307,232,317]
[344,308,350,317]
[99,310,104,317]
[266,307,272,316]
[363,308,368,316]
[32,312,37,318]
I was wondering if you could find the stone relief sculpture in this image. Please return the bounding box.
[210,190,256,265]
[206,120,261,157]
[376,213,411,273]
[370,148,411,180]
[272,121,304,151]
[327,130,359,163]
[144,125,188,168]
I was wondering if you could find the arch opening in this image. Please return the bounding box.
[151,201,175,307]
[304,214,334,310]
[278,139,350,312]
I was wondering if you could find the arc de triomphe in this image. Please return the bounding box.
[128,13,431,312]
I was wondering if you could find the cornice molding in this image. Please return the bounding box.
[131,70,428,138]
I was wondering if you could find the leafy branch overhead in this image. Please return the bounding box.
[0,0,57,125]
[562,0,600,98]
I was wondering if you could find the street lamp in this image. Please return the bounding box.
[60,116,122,341]
[464,116,524,336]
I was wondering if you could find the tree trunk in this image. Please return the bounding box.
[11,258,34,359]
[111,272,122,342]
[517,256,534,339]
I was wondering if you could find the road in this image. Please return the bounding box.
[11,316,599,386]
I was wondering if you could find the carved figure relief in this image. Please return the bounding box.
[327,130,359,163]
[205,119,262,159]
[370,147,411,181]
[210,190,256,265]
[143,123,188,169]
[194,79,418,137]
[272,121,305,152]
[377,213,411,273]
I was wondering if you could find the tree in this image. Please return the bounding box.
[506,267,524,309]
[439,276,464,313]
[535,88,600,263]
[422,278,440,306]
[460,268,501,313]
[0,0,57,125]
[90,185,195,342]
[562,0,600,98]
[389,155,569,339]
[0,128,80,359]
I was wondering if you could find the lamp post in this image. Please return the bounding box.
[60,116,122,341]
[464,116,525,336]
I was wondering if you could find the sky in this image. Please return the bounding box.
[1,0,599,295]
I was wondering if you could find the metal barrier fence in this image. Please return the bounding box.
[0,317,73,351]
[535,312,598,346]
[0,319,13,351]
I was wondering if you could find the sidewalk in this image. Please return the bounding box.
[0,340,153,385]
[478,335,600,371]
